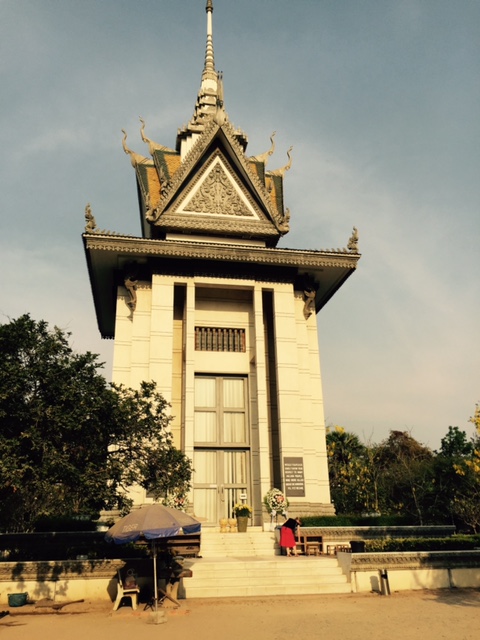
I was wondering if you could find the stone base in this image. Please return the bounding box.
[286,502,336,517]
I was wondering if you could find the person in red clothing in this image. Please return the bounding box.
[280,517,302,556]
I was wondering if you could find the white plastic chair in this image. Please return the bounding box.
[113,569,140,611]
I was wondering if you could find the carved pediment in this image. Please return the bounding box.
[176,154,259,219]
[148,121,288,244]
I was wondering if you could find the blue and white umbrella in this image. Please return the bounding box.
[105,503,201,610]
[105,503,201,543]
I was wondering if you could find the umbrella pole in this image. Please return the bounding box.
[153,540,158,612]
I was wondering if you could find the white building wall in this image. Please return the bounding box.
[272,285,331,510]
[294,291,331,506]
[307,311,332,505]
[111,274,331,514]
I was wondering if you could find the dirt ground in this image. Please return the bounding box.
[1,589,480,640]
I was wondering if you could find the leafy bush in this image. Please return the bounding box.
[34,516,99,532]
[0,532,148,561]
[298,514,415,527]
[365,535,480,552]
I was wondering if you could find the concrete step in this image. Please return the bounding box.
[182,529,351,598]
[199,529,279,557]
[183,555,351,599]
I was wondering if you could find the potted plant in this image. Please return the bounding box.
[232,503,252,532]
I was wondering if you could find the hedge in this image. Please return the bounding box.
[298,515,415,527]
[364,535,480,553]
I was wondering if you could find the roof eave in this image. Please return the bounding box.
[83,234,360,338]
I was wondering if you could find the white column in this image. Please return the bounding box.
[149,275,175,403]
[183,280,196,464]
[112,285,133,386]
[252,285,272,518]
[272,284,303,460]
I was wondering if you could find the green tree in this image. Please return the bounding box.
[0,315,192,532]
[376,431,434,525]
[420,427,473,527]
[326,426,368,514]
[449,405,480,532]
[439,426,474,458]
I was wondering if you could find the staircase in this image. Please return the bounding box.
[182,528,351,598]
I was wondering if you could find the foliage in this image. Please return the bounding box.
[365,535,480,553]
[263,488,289,515]
[451,415,480,533]
[232,503,252,517]
[375,430,434,525]
[0,315,192,532]
[298,515,415,527]
[439,426,474,458]
[326,408,480,533]
[0,531,148,562]
[160,492,189,511]
[429,423,479,530]
[136,446,192,503]
[433,407,480,533]
[326,426,369,514]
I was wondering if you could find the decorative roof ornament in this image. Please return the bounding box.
[84,203,97,232]
[145,193,156,222]
[277,207,291,234]
[213,71,226,126]
[121,129,151,167]
[124,275,138,313]
[249,132,276,166]
[139,117,175,155]
[303,287,317,320]
[268,146,293,176]
[347,226,359,253]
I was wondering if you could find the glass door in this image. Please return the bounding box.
[193,376,250,525]
[193,449,249,524]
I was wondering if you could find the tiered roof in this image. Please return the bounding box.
[120,1,293,247]
[83,1,360,338]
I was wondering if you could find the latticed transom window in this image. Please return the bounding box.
[195,327,246,352]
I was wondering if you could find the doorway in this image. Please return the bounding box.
[192,376,251,525]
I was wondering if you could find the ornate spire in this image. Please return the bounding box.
[203,0,216,82]
[194,0,218,118]
[176,1,220,151]
[176,1,247,155]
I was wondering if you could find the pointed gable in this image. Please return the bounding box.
[145,121,288,245]
[178,154,257,219]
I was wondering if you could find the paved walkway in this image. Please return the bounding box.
[1,589,479,640]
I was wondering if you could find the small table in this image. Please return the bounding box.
[306,542,321,556]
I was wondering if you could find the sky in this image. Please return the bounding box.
[1,0,478,450]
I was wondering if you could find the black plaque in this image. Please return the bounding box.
[284,457,305,497]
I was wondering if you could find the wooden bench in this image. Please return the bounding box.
[156,534,201,558]
[296,528,323,555]
[297,525,456,555]
[326,544,351,555]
